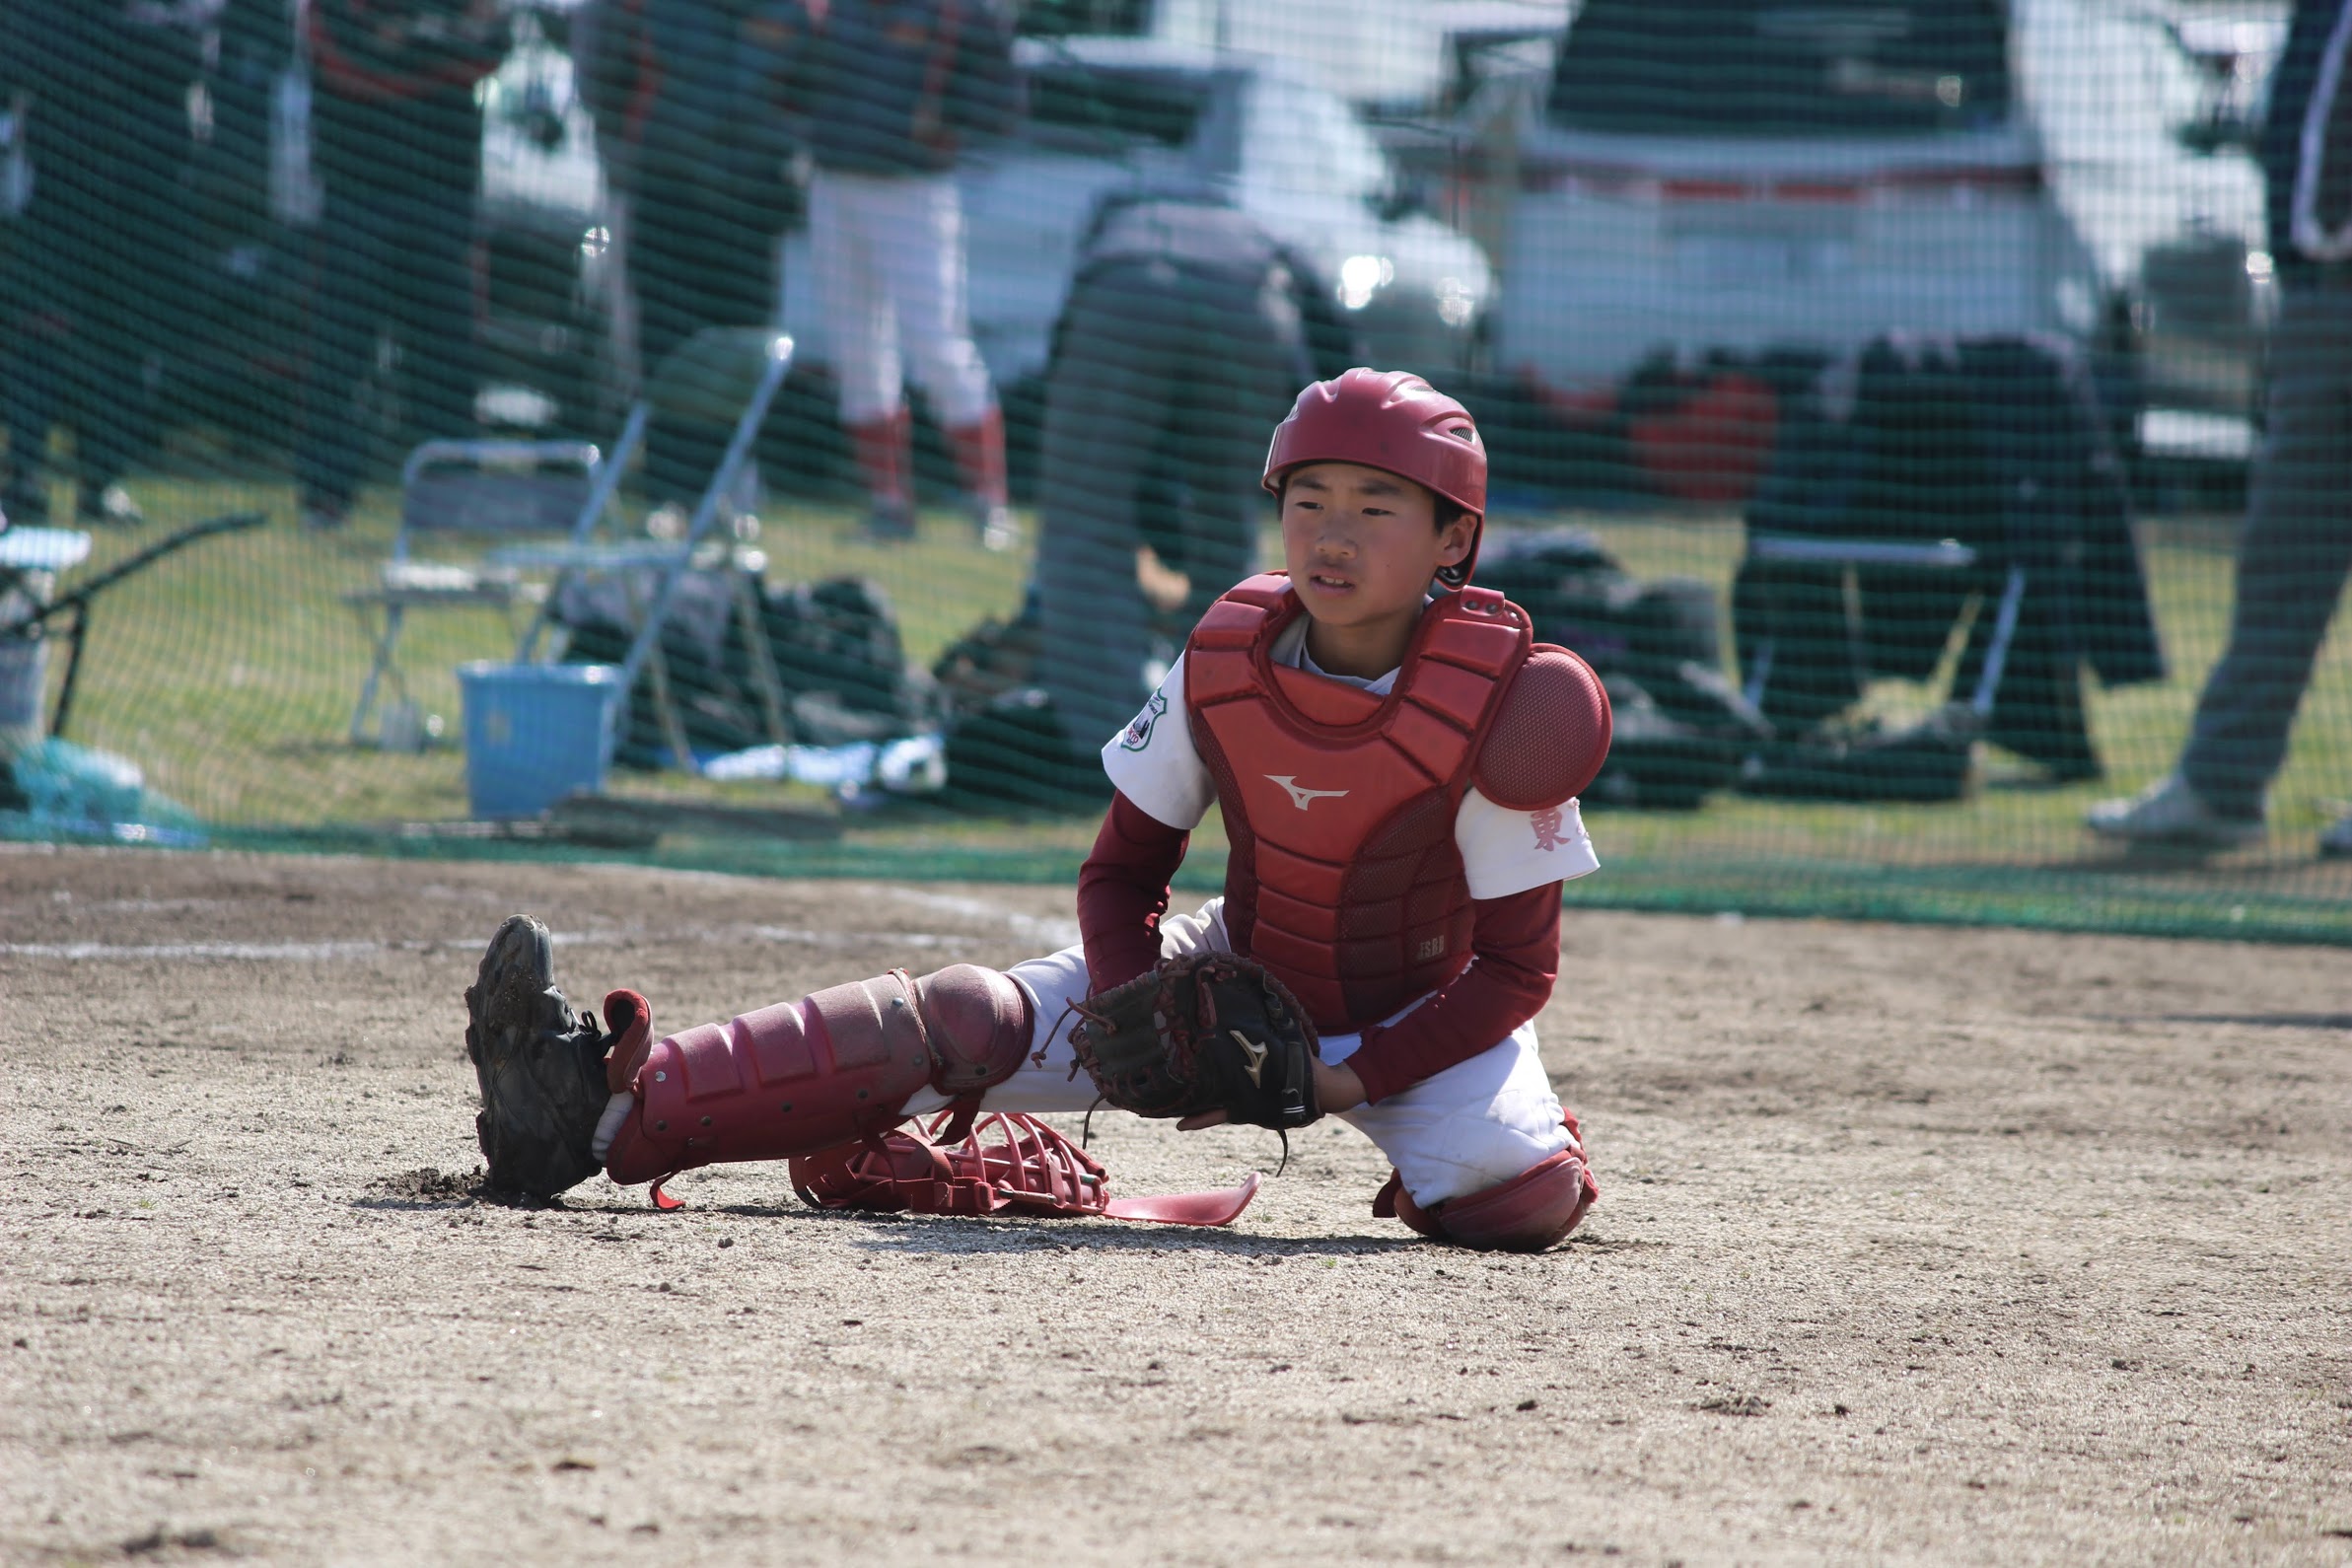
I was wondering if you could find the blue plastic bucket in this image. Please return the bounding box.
[456,662,622,820]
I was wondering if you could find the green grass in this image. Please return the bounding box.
[29,477,1030,827]
[21,476,2351,943]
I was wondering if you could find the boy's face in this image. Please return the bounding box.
[1279,462,1475,630]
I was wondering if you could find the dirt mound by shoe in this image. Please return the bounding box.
[373,1166,486,1203]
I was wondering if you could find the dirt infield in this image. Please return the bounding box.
[3,845,2348,1566]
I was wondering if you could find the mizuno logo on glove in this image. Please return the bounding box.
[1230,1029,1269,1086]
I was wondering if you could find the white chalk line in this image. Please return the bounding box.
[0,917,1081,964]
[2,939,399,962]
[881,889,1083,950]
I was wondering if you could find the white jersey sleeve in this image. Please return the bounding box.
[1101,655,1218,830]
[1454,790,1599,900]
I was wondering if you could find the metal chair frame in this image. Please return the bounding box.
[489,330,798,771]
[344,330,799,771]
[343,438,604,747]
[1741,532,2027,726]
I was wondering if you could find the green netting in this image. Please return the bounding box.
[3,1,2346,944]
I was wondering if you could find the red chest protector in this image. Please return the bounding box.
[1183,573,1532,1032]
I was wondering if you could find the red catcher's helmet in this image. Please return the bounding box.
[1261,367,1488,586]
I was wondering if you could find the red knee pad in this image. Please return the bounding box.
[914,963,1035,1096]
[1375,1130,1599,1252]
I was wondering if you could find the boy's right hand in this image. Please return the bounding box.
[1178,1059,1362,1129]
[1310,1057,1367,1114]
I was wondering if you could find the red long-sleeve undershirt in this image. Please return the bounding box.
[1076,791,1563,1105]
[1077,792,1191,994]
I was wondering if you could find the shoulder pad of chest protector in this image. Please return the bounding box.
[1472,643,1612,812]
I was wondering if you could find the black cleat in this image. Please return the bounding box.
[463,915,610,1198]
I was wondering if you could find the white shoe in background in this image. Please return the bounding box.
[973,499,1021,553]
[2085,772,2264,849]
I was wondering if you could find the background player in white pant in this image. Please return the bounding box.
[769,0,1021,546]
[468,370,1613,1249]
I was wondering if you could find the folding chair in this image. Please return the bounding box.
[343,439,603,746]
[1740,533,2027,728]
[493,328,798,772]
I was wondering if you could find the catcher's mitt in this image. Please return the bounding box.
[1069,954,1320,1133]
[464,914,611,1198]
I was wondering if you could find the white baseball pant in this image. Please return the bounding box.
[809,168,996,429]
[902,899,1578,1209]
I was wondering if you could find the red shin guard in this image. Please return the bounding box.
[1373,1117,1599,1252]
[602,964,1033,1189]
[848,409,915,507]
[946,405,1009,506]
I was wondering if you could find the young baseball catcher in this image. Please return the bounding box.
[466,369,1614,1249]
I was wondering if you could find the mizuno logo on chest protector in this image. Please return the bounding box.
[1265,775,1349,810]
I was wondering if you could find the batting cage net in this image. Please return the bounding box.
[2,0,2347,944]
